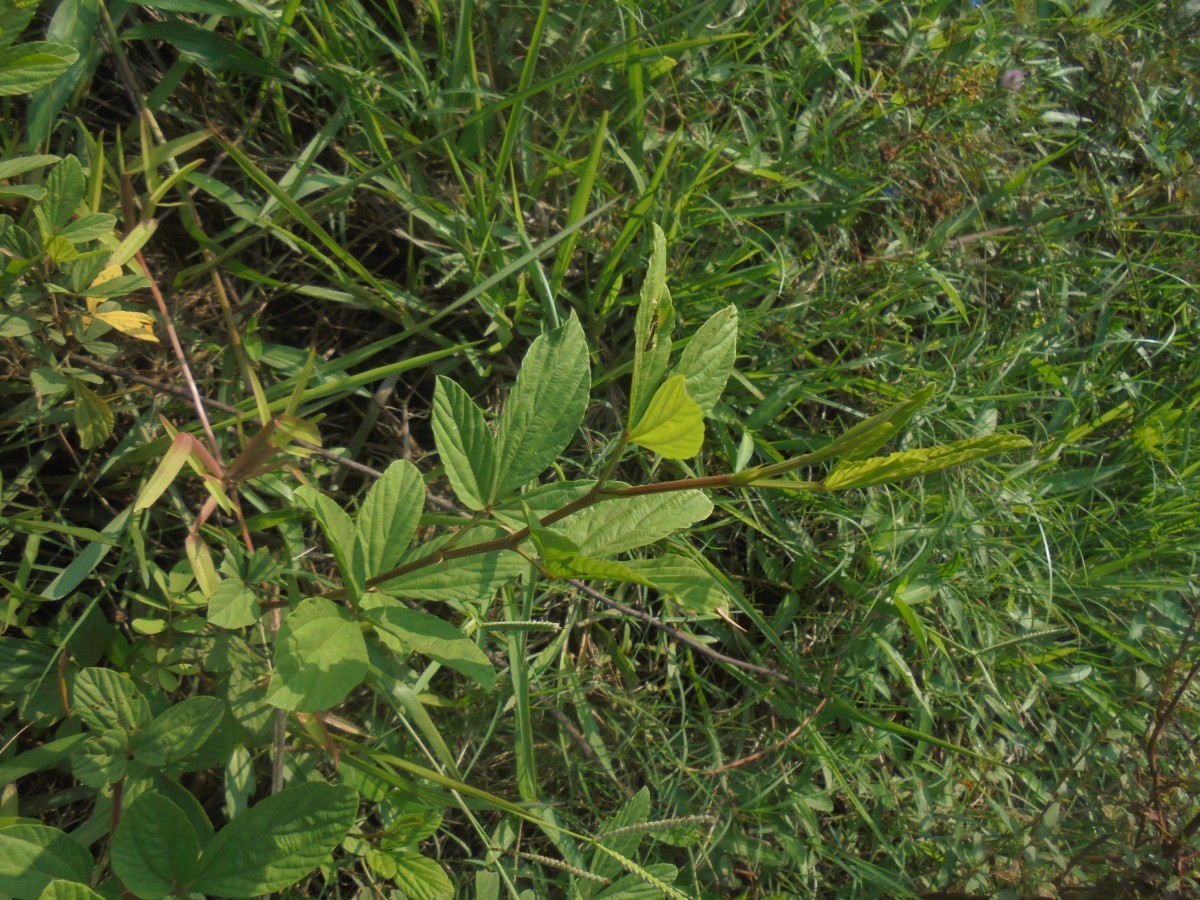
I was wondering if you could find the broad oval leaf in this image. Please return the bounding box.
[356,458,424,574]
[111,793,201,900]
[621,557,729,615]
[189,782,358,898]
[494,313,590,498]
[431,376,497,511]
[563,491,712,558]
[628,375,704,459]
[73,667,151,733]
[824,434,1032,491]
[0,42,78,96]
[131,695,224,769]
[206,577,260,629]
[265,597,369,712]
[0,825,92,900]
[387,850,454,900]
[294,486,362,594]
[367,603,495,690]
[672,305,737,414]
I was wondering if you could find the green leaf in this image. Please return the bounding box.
[111,793,201,900]
[494,313,591,498]
[37,881,104,900]
[378,548,525,603]
[356,458,424,574]
[825,434,1033,491]
[0,41,78,96]
[131,695,224,769]
[387,851,454,900]
[121,22,286,79]
[189,782,358,897]
[71,729,128,788]
[135,433,196,511]
[0,154,59,179]
[621,557,728,615]
[368,603,495,690]
[564,491,713,558]
[73,667,151,732]
[628,224,675,427]
[72,378,113,450]
[294,486,362,595]
[590,787,651,885]
[266,597,369,711]
[431,376,497,511]
[135,0,256,14]
[528,526,650,585]
[43,156,84,231]
[826,383,938,463]
[59,212,115,243]
[628,375,704,459]
[0,4,38,53]
[671,305,737,414]
[0,825,93,900]
[26,0,101,147]
[207,577,260,629]
[593,864,680,900]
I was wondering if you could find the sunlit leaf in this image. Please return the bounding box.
[628,375,704,459]
[825,434,1032,490]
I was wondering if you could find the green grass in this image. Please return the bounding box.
[2,0,1199,896]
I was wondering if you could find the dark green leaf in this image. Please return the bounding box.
[111,793,201,900]
[71,379,113,450]
[0,825,93,899]
[43,156,84,231]
[73,667,151,732]
[131,696,224,769]
[189,782,358,897]
[121,22,286,79]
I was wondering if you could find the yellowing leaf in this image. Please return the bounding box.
[825,434,1032,491]
[86,265,124,312]
[93,310,159,342]
[628,375,704,459]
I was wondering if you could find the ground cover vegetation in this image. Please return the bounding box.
[1,0,1197,896]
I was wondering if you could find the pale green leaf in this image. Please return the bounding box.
[827,383,938,463]
[367,604,495,690]
[0,825,92,899]
[563,491,712,558]
[0,41,78,96]
[825,434,1033,490]
[494,313,591,498]
[628,223,675,427]
[131,696,224,769]
[72,378,113,449]
[356,458,423,574]
[206,576,260,629]
[60,212,115,242]
[43,155,84,230]
[672,305,737,413]
[622,557,728,615]
[266,597,369,711]
[135,432,197,511]
[73,667,151,732]
[190,782,358,897]
[379,547,525,603]
[111,793,200,900]
[106,219,158,269]
[294,486,362,594]
[431,376,496,511]
[37,881,104,900]
[0,154,59,179]
[629,375,704,459]
[388,851,454,900]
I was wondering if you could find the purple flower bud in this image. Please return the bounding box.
[1001,68,1026,91]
